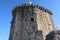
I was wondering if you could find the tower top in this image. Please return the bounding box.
[12,4,53,16]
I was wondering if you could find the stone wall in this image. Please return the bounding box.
[9,5,43,40]
[46,30,60,40]
[9,4,55,40]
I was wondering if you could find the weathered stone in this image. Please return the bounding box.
[46,30,60,40]
[9,4,55,40]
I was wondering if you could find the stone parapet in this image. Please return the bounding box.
[12,4,53,17]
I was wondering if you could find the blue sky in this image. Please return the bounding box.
[0,0,60,40]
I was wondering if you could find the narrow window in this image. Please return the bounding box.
[49,24,50,25]
[31,18,34,21]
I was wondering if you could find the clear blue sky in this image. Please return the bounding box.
[0,0,60,40]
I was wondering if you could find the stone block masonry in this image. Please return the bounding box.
[9,4,55,40]
[46,30,60,40]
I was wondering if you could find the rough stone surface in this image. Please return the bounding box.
[9,4,55,40]
[46,30,60,40]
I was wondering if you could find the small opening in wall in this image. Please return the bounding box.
[31,18,34,21]
[49,24,50,25]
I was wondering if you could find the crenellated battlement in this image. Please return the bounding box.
[12,4,53,17]
[34,5,53,15]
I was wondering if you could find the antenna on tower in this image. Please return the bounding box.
[29,0,32,5]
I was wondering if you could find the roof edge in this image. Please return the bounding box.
[12,4,53,15]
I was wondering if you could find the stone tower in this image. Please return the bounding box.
[9,4,55,40]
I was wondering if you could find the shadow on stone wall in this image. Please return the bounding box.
[9,4,43,40]
[45,30,60,40]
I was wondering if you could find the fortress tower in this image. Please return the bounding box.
[9,4,55,40]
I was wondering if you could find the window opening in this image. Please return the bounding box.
[31,18,34,21]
